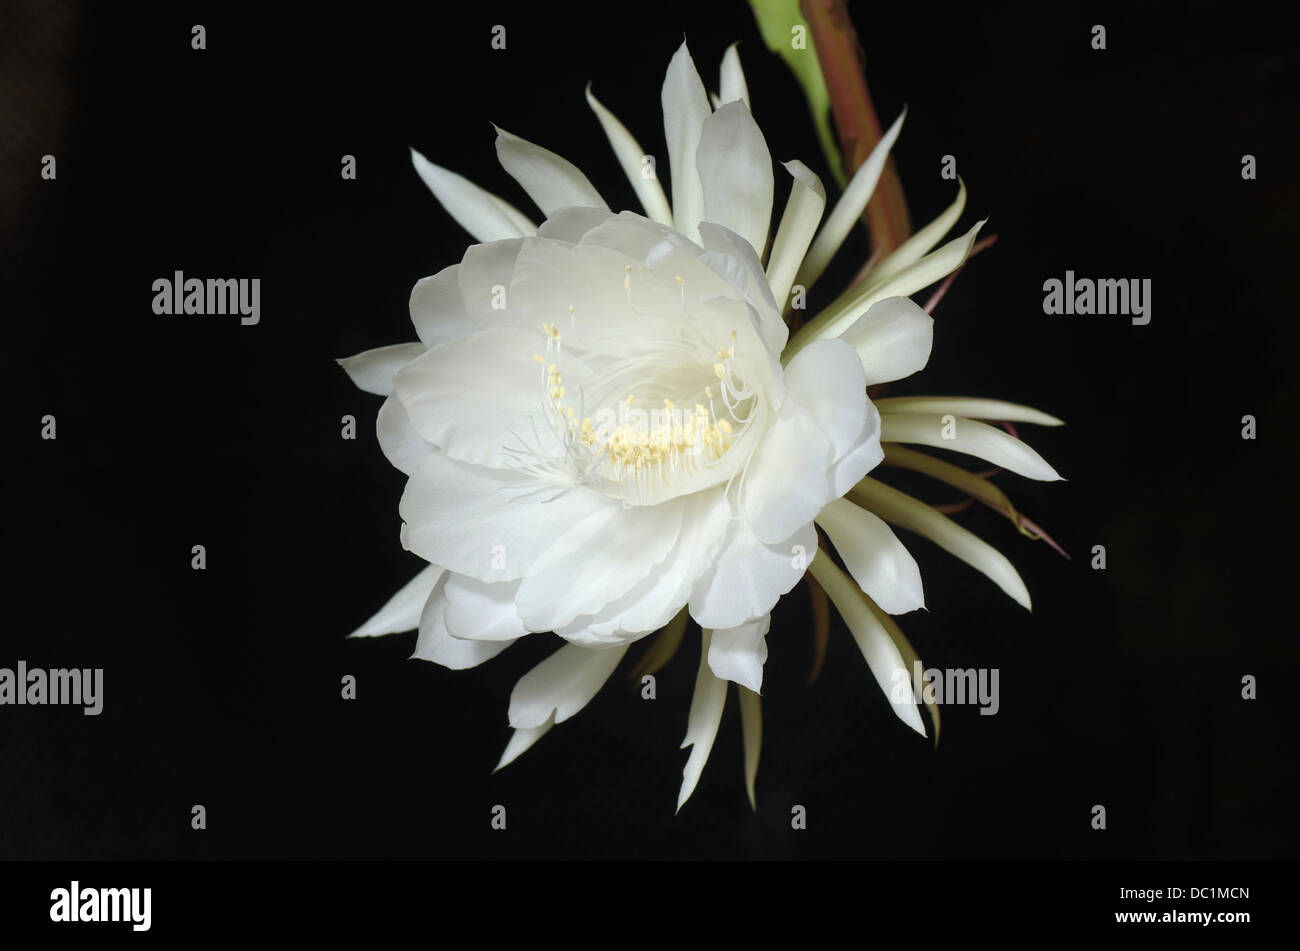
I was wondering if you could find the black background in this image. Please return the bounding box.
[2,0,1297,862]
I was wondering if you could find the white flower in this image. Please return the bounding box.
[341,41,1062,809]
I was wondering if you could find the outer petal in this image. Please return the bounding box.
[765,160,826,312]
[585,85,673,226]
[690,521,816,630]
[338,343,425,397]
[442,575,530,641]
[507,642,628,729]
[850,477,1031,609]
[861,178,966,288]
[874,396,1064,427]
[413,579,515,669]
[880,413,1063,481]
[788,220,983,359]
[815,498,925,614]
[536,205,618,243]
[376,395,433,476]
[707,614,771,694]
[410,148,535,243]
[738,685,761,810]
[678,629,727,811]
[718,42,749,107]
[864,598,941,746]
[796,109,906,288]
[807,554,927,737]
[409,263,477,348]
[348,563,443,638]
[661,41,712,242]
[852,219,985,311]
[493,125,609,217]
[494,715,555,771]
[839,296,934,387]
[697,101,773,256]
[457,239,525,319]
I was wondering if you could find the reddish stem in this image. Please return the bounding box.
[801,0,912,256]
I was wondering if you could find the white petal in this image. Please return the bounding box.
[494,715,555,772]
[507,236,667,345]
[491,198,541,238]
[766,160,826,312]
[578,209,680,259]
[737,685,761,810]
[348,564,443,637]
[400,451,611,582]
[412,581,516,669]
[880,413,1063,481]
[694,221,782,312]
[409,148,535,243]
[696,222,787,354]
[515,495,685,631]
[718,42,750,107]
[697,100,773,255]
[442,574,529,641]
[337,342,425,396]
[457,239,525,319]
[393,326,554,467]
[797,109,906,289]
[690,521,816,630]
[536,205,617,243]
[861,178,966,287]
[493,125,609,217]
[661,41,712,242]
[409,264,476,349]
[839,296,934,386]
[741,399,834,545]
[678,629,727,811]
[782,337,869,463]
[707,614,771,693]
[807,554,927,737]
[873,397,1065,427]
[850,478,1031,609]
[815,498,925,614]
[561,491,730,640]
[376,395,433,476]
[552,628,637,650]
[852,218,984,307]
[863,600,941,746]
[507,642,628,729]
[828,406,885,497]
[585,84,673,226]
[790,220,984,358]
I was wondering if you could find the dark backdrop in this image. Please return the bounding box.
[2,0,1297,860]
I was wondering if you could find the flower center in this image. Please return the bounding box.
[514,318,758,506]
